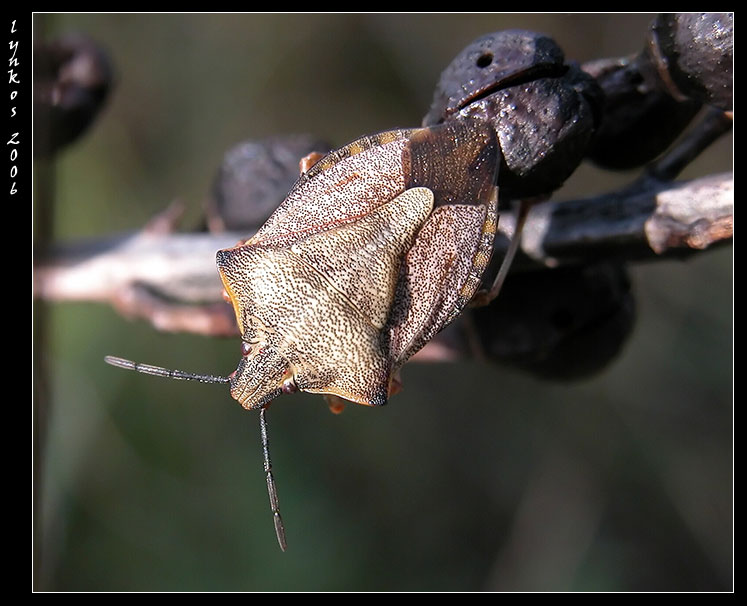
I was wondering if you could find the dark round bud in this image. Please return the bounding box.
[33,32,114,157]
[471,263,635,380]
[425,30,599,200]
[423,29,566,125]
[648,13,733,110]
[583,55,701,170]
[459,67,599,199]
[208,135,331,232]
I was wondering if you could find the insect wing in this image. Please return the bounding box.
[388,120,500,365]
[247,130,415,248]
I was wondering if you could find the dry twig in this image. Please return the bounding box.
[33,172,732,338]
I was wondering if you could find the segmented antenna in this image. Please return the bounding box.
[105,355,288,551]
[260,406,288,551]
[104,356,230,384]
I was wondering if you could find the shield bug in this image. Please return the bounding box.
[107,118,500,550]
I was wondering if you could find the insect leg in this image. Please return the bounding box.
[471,197,531,307]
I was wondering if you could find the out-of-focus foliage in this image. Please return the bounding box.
[34,13,732,591]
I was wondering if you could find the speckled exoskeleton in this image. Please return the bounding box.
[217,119,498,410]
[107,118,500,551]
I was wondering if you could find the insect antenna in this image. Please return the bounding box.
[260,406,288,551]
[104,356,231,384]
[105,356,288,550]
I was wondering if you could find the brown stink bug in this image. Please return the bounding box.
[106,118,500,550]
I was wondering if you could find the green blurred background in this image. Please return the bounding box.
[33,14,732,591]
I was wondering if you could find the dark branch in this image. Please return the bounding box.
[33,172,732,338]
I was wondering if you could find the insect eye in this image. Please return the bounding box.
[241,341,252,357]
[281,378,298,394]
